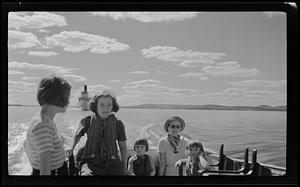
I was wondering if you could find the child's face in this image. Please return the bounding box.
[96,96,113,119]
[187,146,202,158]
[134,144,146,156]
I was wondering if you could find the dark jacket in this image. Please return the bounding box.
[132,154,152,176]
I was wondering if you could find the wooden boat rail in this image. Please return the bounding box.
[68,145,285,176]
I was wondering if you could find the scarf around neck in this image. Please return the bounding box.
[167,134,181,153]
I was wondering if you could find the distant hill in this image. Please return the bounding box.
[8,104,38,107]
[8,104,78,108]
[122,104,286,111]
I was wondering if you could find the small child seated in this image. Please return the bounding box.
[128,139,156,176]
[175,140,210,176]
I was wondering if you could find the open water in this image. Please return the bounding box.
[8,106,286,175]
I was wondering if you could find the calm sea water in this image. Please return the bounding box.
[8,106,286,175]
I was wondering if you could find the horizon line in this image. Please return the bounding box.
[8,103,286,107]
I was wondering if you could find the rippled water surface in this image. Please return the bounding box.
[8,106,286,175]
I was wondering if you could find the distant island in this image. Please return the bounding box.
[9,104,286,111]
[122,104,286,111]
[8,104,38,107]
[8,104,78,108]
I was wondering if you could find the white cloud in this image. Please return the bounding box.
[242,90,279,97]
[227,80,286,87]
[62,74,87,82]
[8,80,37,93]
[86,85,114,97]
[38,29,50,33]
[262,12,285,18]
[223,88,247,92]
[123,79,199,96]
[9,61,77,74]
[155,71,167,74]
[28,51,59,57]
[180,73,208,80]
[202,61,259,77]
[119,84,203,105]
[22,76,41,81]
[180,62,259,79]
[141,47,259,78]
[59,74,88,91]
[178,60,212,68]
[118,90,183,104]
[40,44,52,49]
[200,88,286,101]
[126,79,163,87]
[119,83,286,106]
[141,46,226,67]
[90,12,198,23]
[129,71,150,74]
[8,12,67,30]
[200,77,209,80]
[119,90,147,98]
[45,31,130,53]
[111,80,121,83]
[8,70,25,75]
[8,62,88,93]
[236,89,286,101]
[8,30,41,50]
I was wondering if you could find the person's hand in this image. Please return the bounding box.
[128,172,135,176]
[131,155,138,161]
[66,149,74,158]
[198,169,209,176]
[175,160,183,167]
[124,169,133,176]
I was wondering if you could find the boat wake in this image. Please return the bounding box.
[136,123,192,149]
[8,122,32,175]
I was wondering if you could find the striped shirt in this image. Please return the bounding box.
[24,113,65,170]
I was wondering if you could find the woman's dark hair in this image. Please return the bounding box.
[134,138,149,152]
[89,91,119,113]
[37,75,71,108]
[186,140,204,153]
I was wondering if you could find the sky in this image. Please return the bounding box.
[8,11,287,107]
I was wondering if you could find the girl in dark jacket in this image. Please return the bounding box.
[66,90,130,175]
[128,139,156,176]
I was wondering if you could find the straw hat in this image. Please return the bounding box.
[164,116,185,132]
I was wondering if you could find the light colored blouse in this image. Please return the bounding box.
[24,113,65,170]
[158,136,189,176]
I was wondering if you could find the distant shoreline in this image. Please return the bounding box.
[8,104,79,108]
[121,107,286,112]
[8,104,38,107]
[9,104,286,112]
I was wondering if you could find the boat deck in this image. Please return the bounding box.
[124,148,285,176]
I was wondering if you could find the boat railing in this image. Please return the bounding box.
[204,148,286,176]
[202,145,286,169]
[258,163,286,172]
[218,155,286,172]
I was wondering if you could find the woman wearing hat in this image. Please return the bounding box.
[66,90,130,175]
[158,116,190,176]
